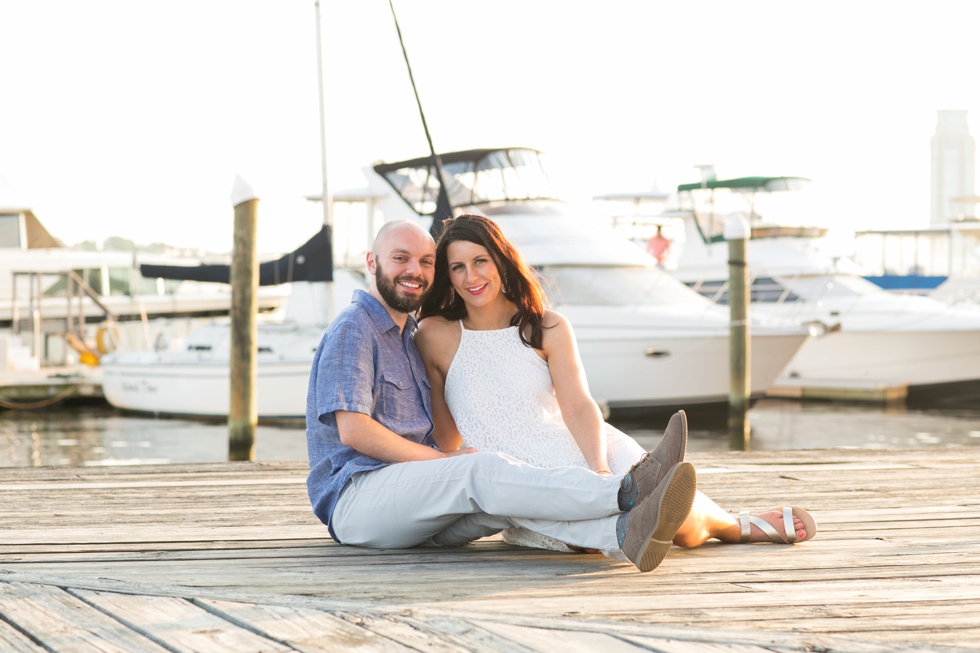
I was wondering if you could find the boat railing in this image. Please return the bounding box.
[10,269,120,365]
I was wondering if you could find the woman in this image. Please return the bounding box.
[415,214,816,552]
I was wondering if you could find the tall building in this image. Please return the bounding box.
[931,110,976,225]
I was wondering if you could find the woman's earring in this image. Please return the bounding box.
[502,269,509,291]
[450,286,456,302]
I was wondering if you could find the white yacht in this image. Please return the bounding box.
[102,149,810,419]
[666,174,980,402]
[374,148,809,413]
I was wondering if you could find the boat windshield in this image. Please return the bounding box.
[377,148,557,215]
[539,266,706,307]
[774,275,882,301]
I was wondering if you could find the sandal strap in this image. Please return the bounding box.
[739,509,791,544]
[783,506,798,544]
[738,510,751,543]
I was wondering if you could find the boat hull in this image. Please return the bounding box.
[579,331,808,409]
[101,361,311,419]
[103,329,808,418]
[778,329,980,388]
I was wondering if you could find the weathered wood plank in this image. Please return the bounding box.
[334,612,482,653]
[0,582,170,653]
[198,599,417,653]
[473,621,677,653]
[616,636,778,653]
[392,615,544,653]
[0,617,47,653]
[72,589,294,653]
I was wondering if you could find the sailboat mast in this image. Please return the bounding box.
[387,0,453,237]
[314,0,332,228]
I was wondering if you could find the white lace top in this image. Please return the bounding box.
[444,322,643,472]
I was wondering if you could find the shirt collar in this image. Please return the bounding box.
[352,289,416,335]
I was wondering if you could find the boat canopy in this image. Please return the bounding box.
[140,225,333,286]
[677,176,810,193]
[374,148,559,215]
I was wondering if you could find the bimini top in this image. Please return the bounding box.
[374,148,560,216]
[677,176,810,193]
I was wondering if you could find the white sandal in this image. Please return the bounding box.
[738,506,817,544]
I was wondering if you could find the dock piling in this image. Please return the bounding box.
[725,212,751,450]
[229,176,259,462]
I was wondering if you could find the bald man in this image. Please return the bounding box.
[305,220,694,572]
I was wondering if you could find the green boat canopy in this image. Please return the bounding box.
[677,176,810,193]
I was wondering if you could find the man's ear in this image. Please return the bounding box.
[366,251,377,275]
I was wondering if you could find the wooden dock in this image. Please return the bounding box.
[1,448,979,652]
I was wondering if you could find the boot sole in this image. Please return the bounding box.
[634,462,697,572]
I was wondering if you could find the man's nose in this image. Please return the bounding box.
[404,257,422,275]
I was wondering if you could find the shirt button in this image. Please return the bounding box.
[398,382,404,387]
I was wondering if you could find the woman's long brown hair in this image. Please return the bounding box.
[419,214,549,349]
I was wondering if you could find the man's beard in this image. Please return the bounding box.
[375,264,428,313]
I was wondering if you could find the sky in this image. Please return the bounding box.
[1,1,978,254]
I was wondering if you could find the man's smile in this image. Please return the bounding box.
[397,278,425,292]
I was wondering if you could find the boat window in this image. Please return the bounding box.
[472,149,553,204]
[686,277,801,304]
[108,267,132,296]
[381,149,556,213]
[539,266,704,306]
[0,214,21,248]
[135,270,161,295]
[67,268,104,295]
[771,275,877,301]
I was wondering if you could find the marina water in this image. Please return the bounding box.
[2,400,979,467]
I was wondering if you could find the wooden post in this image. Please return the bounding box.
[229,176,259,462]
[725,212,751,451]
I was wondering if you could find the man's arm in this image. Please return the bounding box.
[335,410,475,463]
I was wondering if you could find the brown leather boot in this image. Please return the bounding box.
[619,461,697,572]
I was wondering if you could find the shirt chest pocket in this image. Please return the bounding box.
[379,372,417,425]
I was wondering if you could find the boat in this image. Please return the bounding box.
[102,149,810,419]
[372,147,810,413]
[852,219,980,305]
[661,172,980,402]
[99,270,367,419]
[0,176,290,367]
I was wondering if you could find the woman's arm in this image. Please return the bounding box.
[540,311,611,474]
[415,318,465,453]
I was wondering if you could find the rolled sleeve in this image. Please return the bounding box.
[316,318,376,422]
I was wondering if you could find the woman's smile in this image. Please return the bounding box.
[466,283,489,296]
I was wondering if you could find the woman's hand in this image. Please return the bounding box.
[444,447,479,457]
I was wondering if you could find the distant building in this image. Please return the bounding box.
[931,110,976,225]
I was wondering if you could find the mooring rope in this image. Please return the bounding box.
[0,384,82,410]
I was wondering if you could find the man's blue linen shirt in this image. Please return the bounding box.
[306,290,435,541]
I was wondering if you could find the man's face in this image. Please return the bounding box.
[369,224,436,314]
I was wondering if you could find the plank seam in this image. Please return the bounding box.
[64,587,202,653]
[0,596,56,653]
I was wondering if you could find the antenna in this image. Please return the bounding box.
[387,0,453,238]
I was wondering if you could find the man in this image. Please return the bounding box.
[306,220,695,572]
[646,225,671,265]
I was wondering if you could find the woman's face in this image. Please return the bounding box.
[446,240,504,310]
